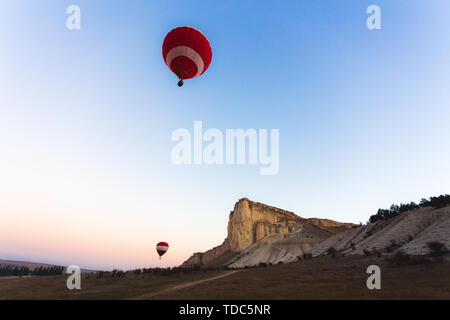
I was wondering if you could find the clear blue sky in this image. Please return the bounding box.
[0,1,449,270]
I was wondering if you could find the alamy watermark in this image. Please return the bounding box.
[66,265,81,290]
[367,5,381,30]
[171,121,279,175]
[64,5,380,31]
[66,5,81,30]
[366,265,381,290]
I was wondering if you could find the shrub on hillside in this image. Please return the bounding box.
[302,253,313,260]
[258,262,268,268]
[426,241,448,256]
[385,240,401,253]
[389,251,410,264]
[363,230,374,239]
[388,251,431,266]
[326,247,337,258]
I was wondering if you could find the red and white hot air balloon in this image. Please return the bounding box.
[162,26,213,87]
[156,242,169,259]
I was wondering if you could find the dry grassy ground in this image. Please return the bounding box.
[0,256,449,300]
[154,256,450,300]
[0,270,225,300]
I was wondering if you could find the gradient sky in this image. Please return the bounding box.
[0,1,449,270]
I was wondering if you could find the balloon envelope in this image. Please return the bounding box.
[156,242,169,258]
[162,26,212,82]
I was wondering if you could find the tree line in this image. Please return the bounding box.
[92,265,231,278]
[0,265,65,277]
[369,194,450,223]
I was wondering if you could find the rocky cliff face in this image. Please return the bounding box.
[181,198,353,268]
[227,198,305,252]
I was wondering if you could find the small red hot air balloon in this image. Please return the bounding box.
[162,26,213,87]
[156,242,169,259]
